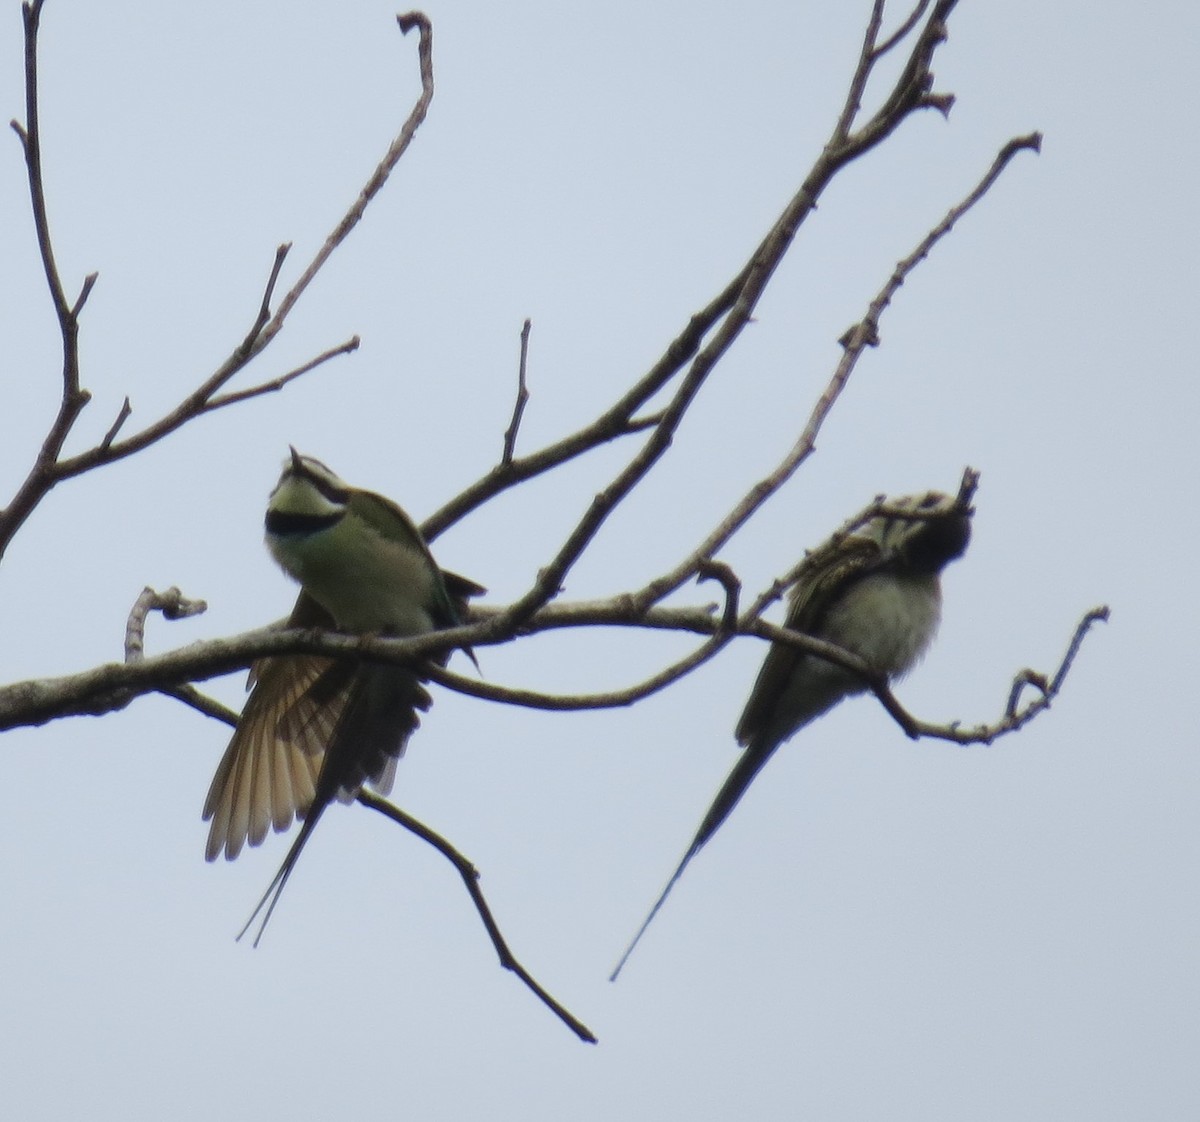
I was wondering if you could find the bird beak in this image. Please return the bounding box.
[289,445,304,473]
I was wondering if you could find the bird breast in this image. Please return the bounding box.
[821,570,943,677]
[267,517,438,635]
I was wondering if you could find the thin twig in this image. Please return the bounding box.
[426,574,746,712]
[696,559,741,632]
[16,0,71,329]
[834,0,888,139]
[501,319,532,465]
[357,790,597,1044]
[164,686,240,725]
[873,0,932,59]
[99,397,132,452]
[261,13,434,345]
[71,271,98,317]
[239,243,292,354]
[421,272,751,541]
[1006,670,1049,719]
[206,337,361,411]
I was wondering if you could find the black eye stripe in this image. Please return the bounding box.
[292,458,351,504]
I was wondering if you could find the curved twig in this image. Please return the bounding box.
[357,791,597,1045]
[869,606,1111,743]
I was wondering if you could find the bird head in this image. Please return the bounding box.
[265,448,352,533]
[864,490,973,574]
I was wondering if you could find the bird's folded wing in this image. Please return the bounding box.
[735,538,882,748]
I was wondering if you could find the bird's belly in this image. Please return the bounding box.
[824,571,942,675]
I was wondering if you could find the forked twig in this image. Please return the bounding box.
[868,606,1110,742]
[1,10,438,560]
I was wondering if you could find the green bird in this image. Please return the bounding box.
[203,449,484,945]
[611,489,972,978]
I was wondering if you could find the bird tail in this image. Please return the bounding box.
[609,738,777,981]
[236,662,432,946]
[236,802,326,947]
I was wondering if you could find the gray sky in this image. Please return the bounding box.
[2,2,1196,1118]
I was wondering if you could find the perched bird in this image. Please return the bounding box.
[203,449,484,945]
[611,488,972,978]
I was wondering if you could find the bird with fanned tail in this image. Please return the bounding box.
[203,449,483,945]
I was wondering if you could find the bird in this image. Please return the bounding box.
[610,488,972,979]
[202,448,484,945]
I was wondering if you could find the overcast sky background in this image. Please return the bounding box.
[1,2,1196,1119]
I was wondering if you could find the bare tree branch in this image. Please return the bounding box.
[0,574,1107,768]
[0,1,1111,1052]
[424,1,966,652]
[3,0,94,559]
[435,598,1108,759]
[0,0,1083,797]
[70,270,98,317]
[855,0,959,146]
[357,791,597,1045]
[835,0,889,138]
[0,11,437,561]
[629,136,1036,613]
[1,471,1088,751]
